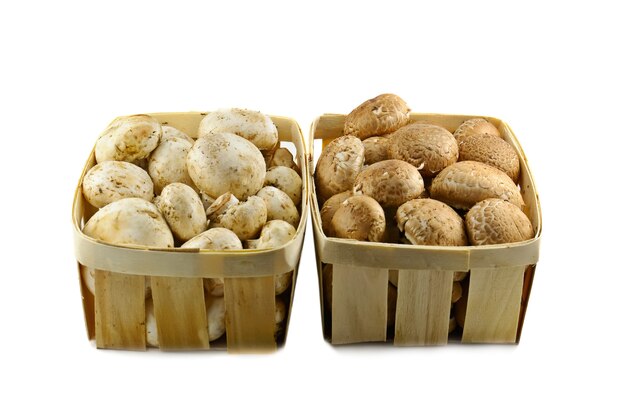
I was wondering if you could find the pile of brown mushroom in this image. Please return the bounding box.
[315,93,535,335]
[82,109,302,347]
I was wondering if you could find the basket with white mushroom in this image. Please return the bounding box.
[310,94,542,346]
[73,110,307,352]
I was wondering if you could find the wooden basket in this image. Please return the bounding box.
[309,113,542,346]
[73,112,308,352]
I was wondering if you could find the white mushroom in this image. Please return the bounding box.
[154,183,207,243]
[146,296,159,348]
[206,295,226,342]
[148,135,197,194]
[269,147,299,173]
[160,125,194,144]
[256,186,300,228]
[256,220,297,295]
[198,108,278,151]
[95,114,161,163]
[187,132,266,200]
[263,166,302,206]
[82,161,154,208]
[208,195,268,240]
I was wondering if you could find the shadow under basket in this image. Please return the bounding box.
[73,112,308,352]
[309,113,542,346]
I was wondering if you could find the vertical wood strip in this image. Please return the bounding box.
[462,266,525,344]
[94,271,146,350]
[224,276,276,352]
[331,264,388,344]
[394,270,454,346]
[151,277,209,350]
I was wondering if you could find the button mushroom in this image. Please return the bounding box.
[187,132,266,200]
[457,133,520,183]
[396,198,467,246]
[160,125,194,145]
[256,220,297,295]
[206,295,226,342]
[256,186,300,228]
[430,161,524,210]
[453,118,501,144]
[154,183,207,243]
[465,198,534,245]
[263,166,302,206]
[208,195,268,240]
[198,108,278,151]
[315,135,364,202]
[148,134,197,194]
[352,159,425,208]
[269,147,299,174]
[95,114,161,163]
[82,161,154,208]
[344,93,411,139]
[388,123,459,178]
[331,195,386,242]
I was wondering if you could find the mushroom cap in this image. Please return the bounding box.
[82,161,154,208]
[269,147,299,173]
[362,136,391,165]
[256,220,297,249]
[198,108,278,151]
[187,132,266,200]
[264,166,302,206]
[206,295,226,342]
[458,133,520,182]
[453,118,501,144]
[160,125,194,145]
[95,114,161,163]
[430,161,524,210]
[154,183,207,242]
[388,123,459,178]
[319,190,353,236]
[353,159,424,208]
[331,195,386,242]
[83,198,174,248]
[465,198,534,245]
[209,195,267,241]
[206,193,239,222]
[204,278,224,297]
[148,135,197,194]
[344,93,411,139]
[256,186,300,228]
[199,192,216,211]
[451,281,462,304]
[181,227,242,250]
[315,135,364,202]
[396,198,467,246]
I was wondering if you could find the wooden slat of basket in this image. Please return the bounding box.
[394,270,454,346]
[151,277,209,350]
[94,271,146,350]
[331,264,388,344]
[78,265,95,340]
[462,266,525,343]
[224,276,276,352]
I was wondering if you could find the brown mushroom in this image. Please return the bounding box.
[344,93,411,139]
[458,133,520,182]
[388,123,459,178]
[315,135,364,202]
[465,198,534,245]
[353,159,424,208]
[453,118,501,144]
[362,136,391,165]
[430,161,524,210]
[319,190,353,236]
[396,198,467,246]
[331,195,386,242]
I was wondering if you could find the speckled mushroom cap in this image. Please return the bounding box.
[160,125,194,145]
[453,118,501,144]
[353,159,424,208]
[430,161,524,210]
[362,136,391,165]
[82,161,154,208]
[264,166,302,206]
[181,227,243,250]
[331,195,386,242]
[465,198,534,245]
[388,123,459,178]
[396,198,467,246]
[154,183,207,242]
[95,114,161,163]
[458,133,520,182]
[319,190,353,236]
[315,135,364,202]
[208,195,267,241]
[198,108,278,151]
[344,94,411,139]
[148,135,197,194]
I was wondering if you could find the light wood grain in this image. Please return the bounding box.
[331,264,388,344]
[224,276,276,352]
[394,270,454,346]
[94,270,146,350]
[462,266,525,343]
[151,277,209,350]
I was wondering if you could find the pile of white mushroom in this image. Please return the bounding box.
[315,94,535,336]
[81,109,302,347]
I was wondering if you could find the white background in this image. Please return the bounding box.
[1,0,624,414]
